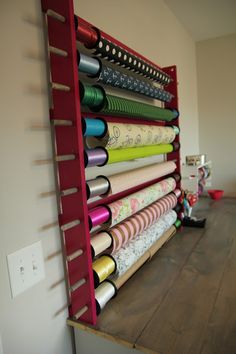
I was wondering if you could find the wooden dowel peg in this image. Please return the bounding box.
[61,219,80,232]
[52,119,73,126]
[56,154,75,162]
[52,82,70,92]
[70,278,86,292]
[49,46,68,57]
[61,187,78,197]
[30,124,50,130]
[40,190,56,198]
[67,249,83,262]
[34,158,53,165]
[73,305,88,320]
[40,220,58,231]
[47,9,65,22]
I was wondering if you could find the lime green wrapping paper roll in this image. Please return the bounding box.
[107,144,173,164]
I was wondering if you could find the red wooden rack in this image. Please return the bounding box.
[41,0,180,326]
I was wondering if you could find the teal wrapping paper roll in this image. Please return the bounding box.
[82,118,106,137]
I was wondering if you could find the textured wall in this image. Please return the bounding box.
[197,33,236,196]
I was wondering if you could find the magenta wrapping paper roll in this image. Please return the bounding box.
[88,206,110,229]
[110,192,177,253]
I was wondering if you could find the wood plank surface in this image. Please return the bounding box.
[69,198,236,354]
[94,216,205,343]
[136,198,236,353]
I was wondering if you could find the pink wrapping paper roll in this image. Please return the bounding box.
[108,161,176,196]
[110,192,177,253]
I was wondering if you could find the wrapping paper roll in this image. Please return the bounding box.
[82,118,106,137]
[87,122,177,150]
[86,176,110,199]
[109,177,176,227]
[112,210,177,276]
[95,280,117,315]
[93,255,116,287]
[113,225,176,289]
[78,54,173,103]
[109,161,176,195]
[80,82,178,121]
[88,206,110,229]
[86,161,176,199]
[110,192,177,253]
[102,94,178,121]
[91,232,112,258]
[107,144,173,164]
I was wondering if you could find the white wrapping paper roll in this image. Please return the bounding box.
[95,281,116,314]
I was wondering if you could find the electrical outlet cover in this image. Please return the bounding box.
[7,241,45,298]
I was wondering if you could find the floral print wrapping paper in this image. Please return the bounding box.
[109,177,176,227]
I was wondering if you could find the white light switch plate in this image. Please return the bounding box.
[7,241,45,298]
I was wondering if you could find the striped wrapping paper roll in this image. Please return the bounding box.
[87,122,178,150]
[112,210,177,276]
[110,192,178,253]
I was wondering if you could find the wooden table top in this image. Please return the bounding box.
[68,198,236,354]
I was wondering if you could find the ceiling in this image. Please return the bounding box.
[164,0,236,41]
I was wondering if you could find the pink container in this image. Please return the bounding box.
[208,189,224,200]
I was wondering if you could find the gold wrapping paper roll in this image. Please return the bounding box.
[93,255,116,287]
[113,225,176,289]
[108,161,176,196]
[87,122,177,150]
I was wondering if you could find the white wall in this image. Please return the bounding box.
[75,0,199,160]
[197,33,236,197]
[0,0,199,354]
[0,1,73,354]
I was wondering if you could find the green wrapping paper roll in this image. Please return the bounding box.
[102,95,178,121]
[107,144,173,164]
[87,122,178,150]
[80,82,178,122]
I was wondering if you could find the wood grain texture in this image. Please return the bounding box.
[69,198,236,354]
[94,223,204,343]
[137,198,236,353]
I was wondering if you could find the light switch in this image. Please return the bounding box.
[7,241,45,298]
